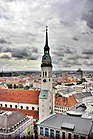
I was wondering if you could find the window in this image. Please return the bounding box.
[21,106,23,109]
[45,128,49,137]
[10,105,12,108]
[56,130,60,139]
[45,71,47,77]
[68,133,71,139]
[8,135,11,139]
[26,106,29,110]
[5,104,7,107]
[80,136,85,139]
[74,134,79,139]
[15,105,17,108]
[43,71,44,77]
[50,129,54,139]
[32,107,34,110]
[0,104,2,107]
[62,132,65,139]
[40,127,43,136]
[1,135,4,139]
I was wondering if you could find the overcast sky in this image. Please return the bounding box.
[0,0,93,71]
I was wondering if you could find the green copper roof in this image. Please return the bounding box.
[39,90,49,99]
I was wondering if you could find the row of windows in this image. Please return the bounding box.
[40,127,60,139]
[55,109,65,112]
[40,127,86,139]
[0,104,39,110]
[43,71,47,77]
[55,106,69,110]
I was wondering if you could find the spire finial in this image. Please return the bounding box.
[45,26,48,46]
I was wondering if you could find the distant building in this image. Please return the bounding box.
[74,92,93,104]
[37,113,93,139]
[55,96,77,113]
[76,68,83,79]
[0,110,33,139]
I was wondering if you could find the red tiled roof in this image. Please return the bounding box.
[55,96,77,107]
[0,107,39,119]
[0,89,40,104]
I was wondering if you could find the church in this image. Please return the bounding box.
[0,26,54,123]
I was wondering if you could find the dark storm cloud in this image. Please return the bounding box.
[11,47,39,60]
[0,45,39,60]
[82,49,93,55]
[3,47,12,52]
[0,37,11,47]
[82,10,93,29]
[0,46,11,53]
[68,55,79,60]
[0,38,7,44]
[65,48,74,54]
[82,0,93,29]
[52,46,74,57]
[72,37,79,41]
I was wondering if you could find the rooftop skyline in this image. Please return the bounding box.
[0,0,93,71]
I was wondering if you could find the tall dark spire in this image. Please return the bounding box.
[44,26,50,55]
[45,26,48,46]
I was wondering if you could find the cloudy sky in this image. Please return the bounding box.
[0,0,93,71]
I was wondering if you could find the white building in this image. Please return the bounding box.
[0,110,33,139]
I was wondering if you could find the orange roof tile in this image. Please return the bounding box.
[0,89,40,104]
[0,107,39,119]
[55,96,77,107]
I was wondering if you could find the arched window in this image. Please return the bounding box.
[45,71,47,77]
[26,106,29,110]
[32,107,35,110]
[15,105,17,108]
[10,105,12,108]
[43,71,44,77]
[0,104,2,107]
[5,104,7,107]
[21,106,23,109]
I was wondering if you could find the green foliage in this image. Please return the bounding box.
[24,85,30,90]
[76,78,86,85]
[55,93,62,97]
[65,83,74,86]
[18,84,23,89]
[6,83,12,88]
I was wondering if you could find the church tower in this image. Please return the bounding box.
[39,26,53,120]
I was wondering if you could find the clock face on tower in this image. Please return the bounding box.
[43,79,46,82]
